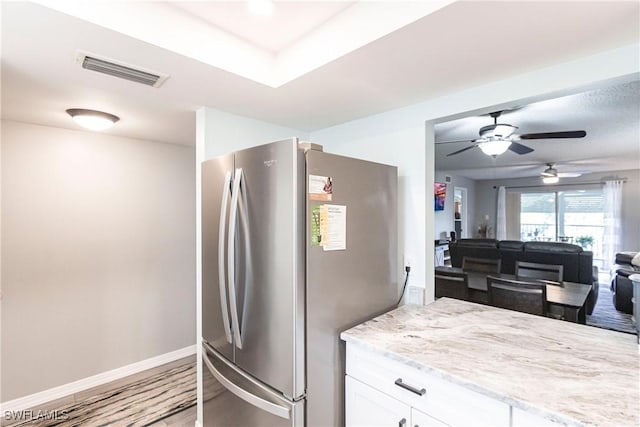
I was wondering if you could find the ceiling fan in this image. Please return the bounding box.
[540,163,582,184]
[437,111,587,157]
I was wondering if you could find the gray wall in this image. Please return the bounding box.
[1,120,196,401]
[434,172,476,241]
[473,169,640,251]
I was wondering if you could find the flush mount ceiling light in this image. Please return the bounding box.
[66,108,120,131]
[477,139,512,156]
[247,0,274,16]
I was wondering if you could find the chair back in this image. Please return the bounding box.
[435,269,469,301]
[516,261,563,283]
[487,276,548,316]
[462,257,501,274]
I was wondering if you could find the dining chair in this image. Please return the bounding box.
[515,261,563,284]
[435,269,469,301]
[462,256,501,274]
[486,276,548,316]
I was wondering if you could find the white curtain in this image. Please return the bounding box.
[496,186,506,240]
[602,180,623,271]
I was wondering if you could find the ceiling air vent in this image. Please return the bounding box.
[76,51,169,88]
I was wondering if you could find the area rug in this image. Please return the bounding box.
[586,284,635,334]
[9,363,200,427]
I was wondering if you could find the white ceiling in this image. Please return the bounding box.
[1,0,639,164]
[168,1,357,53]
[435,80,640,180]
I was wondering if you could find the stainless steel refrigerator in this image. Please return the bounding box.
[201,138,397,426]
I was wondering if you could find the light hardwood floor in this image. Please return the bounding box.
[3,356,197,427]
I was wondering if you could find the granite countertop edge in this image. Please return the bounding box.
[340,333,583,426]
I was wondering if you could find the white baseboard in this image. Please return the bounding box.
[1,344,196,413]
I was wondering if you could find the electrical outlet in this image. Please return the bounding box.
[403,255,412,269]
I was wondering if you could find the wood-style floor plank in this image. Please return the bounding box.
[2,356,197,427]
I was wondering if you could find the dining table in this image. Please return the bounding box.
[435,266,592,324]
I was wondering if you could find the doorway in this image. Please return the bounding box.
[454,187,467,239]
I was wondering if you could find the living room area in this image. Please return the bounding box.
[433,79,639,335]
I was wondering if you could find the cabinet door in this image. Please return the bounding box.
[411,408,450,427]
[346,375,410,427]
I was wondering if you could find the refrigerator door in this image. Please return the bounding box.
[203,344,304,427]
[305,150,398,427]
[202,154,235,361]
[230,138,306,400]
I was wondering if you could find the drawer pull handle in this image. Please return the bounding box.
[399,418,407,427]
[394,378,426,396]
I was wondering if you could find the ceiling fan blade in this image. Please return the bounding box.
[508,141,534,155]
[446,145,478,157]
[557,172,583,178]
[435,139,474,144]
[519,130,587,140]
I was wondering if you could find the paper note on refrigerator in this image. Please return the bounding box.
[308,175,333,201]
[310,205,322,246]
[320,204,346,251]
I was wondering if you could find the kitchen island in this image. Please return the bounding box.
[341,298,638,427]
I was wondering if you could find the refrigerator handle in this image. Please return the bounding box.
[228,168,244,349]
[202,350,291,420]
[218,171,233,344]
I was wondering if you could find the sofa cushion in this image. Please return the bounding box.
[614,251,637,265]
[523,241,583,253]
[616,266,640,278]
[632,252,640,267]
[498,240,524,250]
[448,240,500,268]
[456,239,498,248]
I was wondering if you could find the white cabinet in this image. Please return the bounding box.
[411,408,450,427]
[345,345,510,427]
[346,376,410,427]
[346,375,450,427]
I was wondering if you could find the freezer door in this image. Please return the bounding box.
[305,150,398,427]
[202,154,235,361]
[230,138,306,400]
[203,344,304,427]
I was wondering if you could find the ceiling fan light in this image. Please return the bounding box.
[66,108,119,131]
[543,175,559,184]
[479,123,517,138]
[478,140,511,156]
[492,124,517,138]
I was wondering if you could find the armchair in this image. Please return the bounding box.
[611,252,640,314]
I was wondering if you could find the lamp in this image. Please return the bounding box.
[542,175,559,184]
[66,108,120,131]
[478,139,512,156]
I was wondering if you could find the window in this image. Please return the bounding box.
[517,188,605,269]
[520,193,556,241]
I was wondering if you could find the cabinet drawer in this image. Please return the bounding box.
[346,375,410,427]
[346,345,509,426]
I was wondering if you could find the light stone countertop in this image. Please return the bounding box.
[340,298,639,427]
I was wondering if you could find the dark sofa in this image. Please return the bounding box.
[449,239,599,314]
[611,252,639,314]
